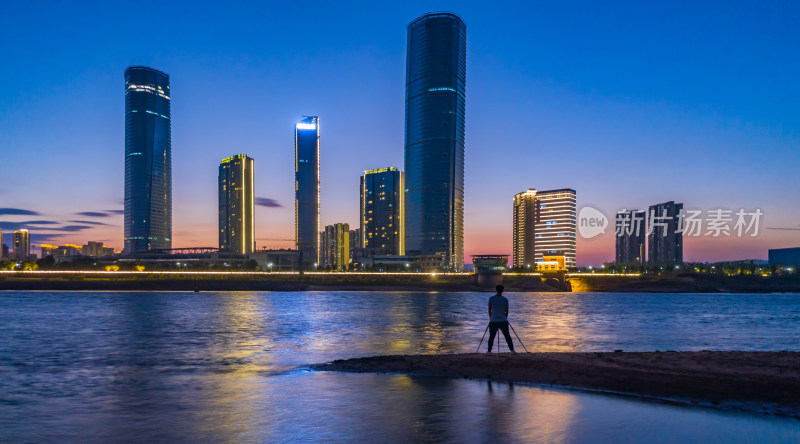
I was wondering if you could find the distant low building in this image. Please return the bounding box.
[42,244,82,263]
[769,247,800,266]
[410,253,447,271]
[537,255,566,272]
[356,255,412,269]
[82,241,115,258]
[248,249,299,271]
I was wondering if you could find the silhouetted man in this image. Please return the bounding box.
[487,285,515,354]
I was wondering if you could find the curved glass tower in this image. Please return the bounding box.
[295,116,320,267]
[404,12,466,271]
[124,66,172,253]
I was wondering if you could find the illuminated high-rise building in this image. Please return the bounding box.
[13,229,30,261]
[512,189,577,269]
[320,223,350,270]
[404,12,466,271]
[360,167,404,256]
[124,66,171,253]
[647,201,683,264]
[615,210,646,265]
[219,154,255,254]
[512,191,536,268]
[295,116,320,267]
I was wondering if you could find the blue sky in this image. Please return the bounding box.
[1,1,798,264]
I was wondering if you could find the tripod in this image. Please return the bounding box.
[476,321,529,353]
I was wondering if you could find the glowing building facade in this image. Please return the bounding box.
[219,154,255,254]
[404,12,467,271]
[13,229,30,261]
[295,116,320,267]
[124,66,172,253]
[360,167,404,256]
[513,189,577,269]
[320,223,350,270]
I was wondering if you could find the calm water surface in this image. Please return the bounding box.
[2,291,799,442]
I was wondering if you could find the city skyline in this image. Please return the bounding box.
[2,2,799,266]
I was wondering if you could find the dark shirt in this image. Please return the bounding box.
[488,294,508,322]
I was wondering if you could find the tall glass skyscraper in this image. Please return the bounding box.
[295,116,320,267]
[404,12,466,271]
[219,154,255,254]
[124,66,171,253]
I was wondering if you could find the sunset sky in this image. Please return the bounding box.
[1,1,799,265]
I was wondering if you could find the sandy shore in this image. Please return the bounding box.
[314,351,800,417]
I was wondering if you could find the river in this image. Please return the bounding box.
[2,291,798,442]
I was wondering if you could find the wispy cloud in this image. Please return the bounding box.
[54,225,94,232]
[0,221,57,230]
[68,220,111,226]
[0,208,39,216]
[0,222,94,232]
[76,211,110,217]
[105,210,125,215]
[30,233,64,244]
[255,197,282,208]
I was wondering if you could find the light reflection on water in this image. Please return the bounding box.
[1,291,799,442]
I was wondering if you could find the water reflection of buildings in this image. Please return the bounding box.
[518,295,594,352]
[198,293,277,441]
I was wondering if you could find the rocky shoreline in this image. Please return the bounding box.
[313,351,800,418]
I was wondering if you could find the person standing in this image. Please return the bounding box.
[487,285,515,354]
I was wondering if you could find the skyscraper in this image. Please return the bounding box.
[512,191,536,268]
[512,189,577,269]
[404,12,467,271]
[124,66,171,253]
[13,229,30,261]
[615,210,646,265]
[648,201,683,264]
[360,167,404,256]
[295,116,320,267]
[219,154,255,254]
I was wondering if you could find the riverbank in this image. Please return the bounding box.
[0,271,796,292]
[0,272,558,292]
[314,351,800,418]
